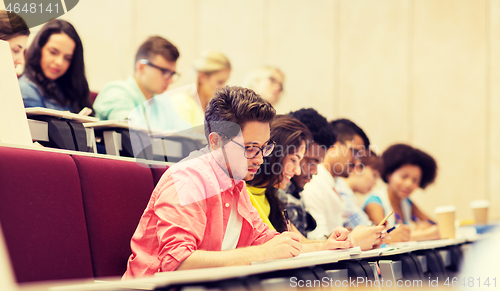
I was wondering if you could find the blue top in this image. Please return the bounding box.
[363,187,413,225]
[18,75,74,112]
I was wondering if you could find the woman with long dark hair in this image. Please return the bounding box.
[19,19,90,113]
[248,114,312,232]
[0,10,30,68]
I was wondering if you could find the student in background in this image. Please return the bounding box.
[94,36,180,122]
[279,108,336,236]
[335,150,383,229]
[19,19,90,114]
[170,51,231,127]
[243,66,284,106]
[364,144,439,242]
[0,10,30,68]
[246,115,353,251]
[301,119,385,250]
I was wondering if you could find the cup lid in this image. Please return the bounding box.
[434,205,456,214]
[470,199,490,208]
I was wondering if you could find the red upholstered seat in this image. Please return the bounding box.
[150,165,169,186]
[72,156,155,278]
[0,147,93,283]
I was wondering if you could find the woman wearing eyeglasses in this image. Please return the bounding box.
[19,19,91,114]
[246,115,355,251]
[243,66,285,106]
[170,51,231,127]
[0,10,30,68]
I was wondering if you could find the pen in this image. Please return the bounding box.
[385,224,399,234]
[381,224,400,235]
[378,211,394,226]
[284,209,291,232]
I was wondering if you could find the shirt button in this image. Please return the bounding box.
[225,203,229,207]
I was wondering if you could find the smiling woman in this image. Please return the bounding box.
[18,19,90,113]
[363,143,439,242]
[0,10,30,68]
[247,115,312,232]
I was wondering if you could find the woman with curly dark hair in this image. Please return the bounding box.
[19,19,90,113]
[364,143,439,241]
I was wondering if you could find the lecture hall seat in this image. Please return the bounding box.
[0,147,94,283]
[72,155,155,278]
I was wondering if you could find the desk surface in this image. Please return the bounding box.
[15,237,476,291]
[25,108,99,123]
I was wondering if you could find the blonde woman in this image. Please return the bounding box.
[171,51,231,127]
[243,66,284,106]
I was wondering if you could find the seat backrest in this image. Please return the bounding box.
[72,156,155,278]
[0,147,93,283]
[150,165,169,186]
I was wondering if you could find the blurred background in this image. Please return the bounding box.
[3,0,499,223]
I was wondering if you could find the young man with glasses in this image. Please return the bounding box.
[94,36,185,130]
[301,119,385,250]
[124,86,319,278]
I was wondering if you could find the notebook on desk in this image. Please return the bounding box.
[252,246,360,266]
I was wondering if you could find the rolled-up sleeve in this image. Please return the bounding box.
[154,170,208,271]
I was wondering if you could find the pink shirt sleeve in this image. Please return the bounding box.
[153,169,208,271]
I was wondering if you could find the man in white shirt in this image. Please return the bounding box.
[302,119,385,250]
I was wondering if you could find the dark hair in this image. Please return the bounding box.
[382,144,437,189]
[330,118,370,147]
[135,36,179,65]
[23,19,90,112]
[204,86,276,141]
[289,108,336,148]
[0,10,30,40]
[358,150,384,175]
[248,115,312,233]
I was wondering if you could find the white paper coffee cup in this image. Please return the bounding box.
[470,200,490,225]
[434,205,456,239]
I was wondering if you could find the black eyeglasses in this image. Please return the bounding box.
[139,59,180,81]
[218,133,275,159]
